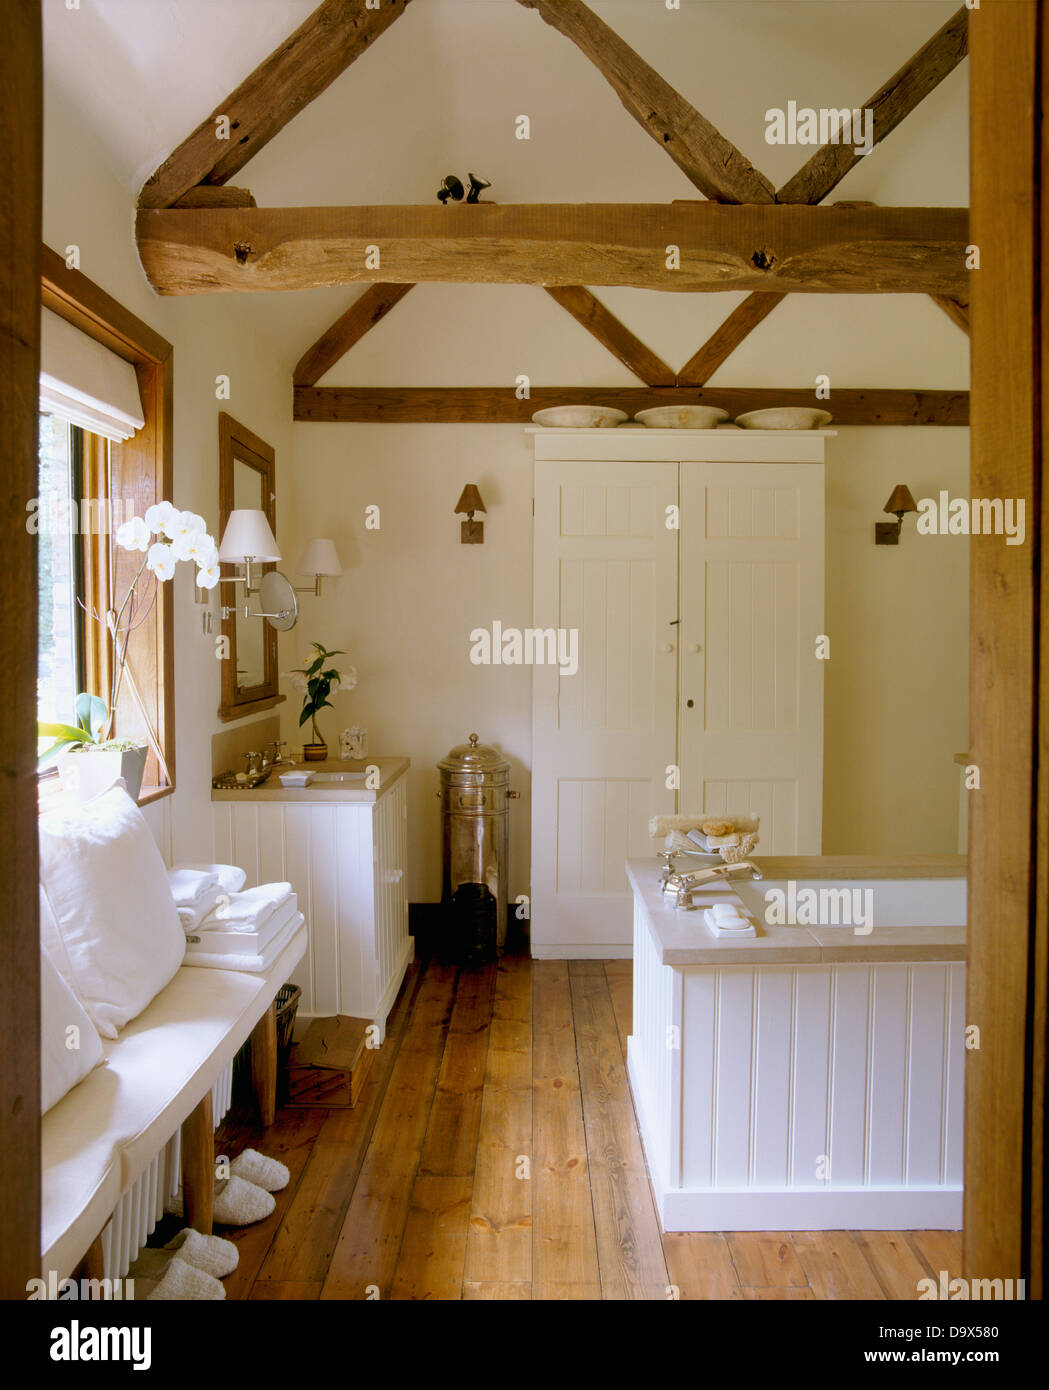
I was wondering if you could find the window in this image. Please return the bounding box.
[36,414,85,729]
[40,245,175,803]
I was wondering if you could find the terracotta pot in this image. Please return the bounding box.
[303,742,328,762]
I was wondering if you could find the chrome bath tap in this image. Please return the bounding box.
[661,860,763,910]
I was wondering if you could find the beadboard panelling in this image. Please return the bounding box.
[212,784,410,1026]
[661,959,965,1228]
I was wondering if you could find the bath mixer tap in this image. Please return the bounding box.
[662,859,763,899]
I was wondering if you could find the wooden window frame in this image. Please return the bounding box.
[40,245,175,805]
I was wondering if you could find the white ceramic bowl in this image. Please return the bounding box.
[734,407,833,430]
[531,405,628,428]
[634,406,729,429]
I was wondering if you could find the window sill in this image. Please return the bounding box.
[37,777,174,815]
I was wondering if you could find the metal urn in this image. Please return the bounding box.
[437,733,517,959]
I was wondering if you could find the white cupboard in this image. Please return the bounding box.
[530,428,831,957]
[212,774,411,1037]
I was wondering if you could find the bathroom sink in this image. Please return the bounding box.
[310,772,367,783]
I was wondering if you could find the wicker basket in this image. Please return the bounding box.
[275,983,301,1104]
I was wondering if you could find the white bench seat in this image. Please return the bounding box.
[42,923,306,1280]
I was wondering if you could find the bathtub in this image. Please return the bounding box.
[626,858,967,1234]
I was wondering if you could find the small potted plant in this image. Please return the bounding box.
[38,501,219,800]
[283,643,356,761]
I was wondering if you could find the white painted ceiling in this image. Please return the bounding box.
[42,0,969,379]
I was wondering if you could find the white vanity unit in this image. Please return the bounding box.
[530,426,831,958]
[626,856,966,1233]
[211,757,411,1037]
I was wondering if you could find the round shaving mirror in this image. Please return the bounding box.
[259,570,299,631]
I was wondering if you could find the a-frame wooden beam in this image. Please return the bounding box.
[517,0,775,204]
[678,7,971,382]
[293,283,415,388]
[139,0,413,210]
[544,286,675,385]
[777,6,969,205]
[677,292,786,386]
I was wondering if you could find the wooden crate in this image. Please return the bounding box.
[285,1014,374,1109]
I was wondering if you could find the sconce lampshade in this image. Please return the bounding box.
[454,484,486,516]
[296,538,343,577]
[218,509,281,562]
[883,484,918,516]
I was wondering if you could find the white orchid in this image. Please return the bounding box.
[144,500,179,538]
[196,561,221,590]
[167,509,207,549]
[281,670,309,693]
[174,528,218,566]
[115,515,150,552]
[146,542,176,581]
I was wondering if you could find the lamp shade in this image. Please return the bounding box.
[218,509,281,563]
[454,484,486,515]
[297,537,343,577]
[883,484,918,516]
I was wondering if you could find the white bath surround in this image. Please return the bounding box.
[626,858,966,1233]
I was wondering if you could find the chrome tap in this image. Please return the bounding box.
[662,860,763,911]
[261,740,294,770]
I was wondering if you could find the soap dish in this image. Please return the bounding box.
[279,771,315,787]
[703,908,757,939]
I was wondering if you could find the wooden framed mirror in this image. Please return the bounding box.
[217,412,285,720]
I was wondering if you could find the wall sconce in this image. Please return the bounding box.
[875,484,918,545]
[455,484,486,544]
[217,508,299,629]
[294,538,343,596]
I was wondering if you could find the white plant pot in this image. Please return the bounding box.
[58,745,148,803]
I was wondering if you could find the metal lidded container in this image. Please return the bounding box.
[437,733,516,956]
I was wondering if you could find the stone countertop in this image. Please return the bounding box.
[211,756,409,804]
[626,858,966,968]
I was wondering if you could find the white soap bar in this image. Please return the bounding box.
[279,771,314,787]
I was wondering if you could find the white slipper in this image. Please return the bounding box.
[144,1255,225,1301]
[164,1227,239,1278]
[229,1148,290,1193]
[167,1175,275,1226]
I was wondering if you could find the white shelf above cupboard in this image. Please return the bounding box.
[529,427,830,958]
[211,771,411,1038]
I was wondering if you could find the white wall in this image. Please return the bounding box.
[42,79,297,864]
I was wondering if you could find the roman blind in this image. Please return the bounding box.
[39,308,145,442]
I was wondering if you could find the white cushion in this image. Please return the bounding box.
[40,943,105,1115]
[39,784,185,1038]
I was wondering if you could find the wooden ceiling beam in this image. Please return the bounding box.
[135,202,969,297]
[138,0,413,210]
[676,292,787,386]
[293,283,415,388]
[544,286,675,385]
[777,6,969,205]
[517,0,775,204]
[293,385,969,427]
[931,293,971,336]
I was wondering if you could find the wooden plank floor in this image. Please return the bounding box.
[211,950,961,1301]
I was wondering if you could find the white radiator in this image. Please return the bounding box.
[99,1059,234,1281]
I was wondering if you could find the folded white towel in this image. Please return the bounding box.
[181,913,304,972]
[199,881,293,933]
[168,868,220,907]
[189,898,299,952]
[172,861,247,894]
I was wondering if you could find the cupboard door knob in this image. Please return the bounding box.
[691,643,702,654]
[662,643,674,653]
[686,698,695,708]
